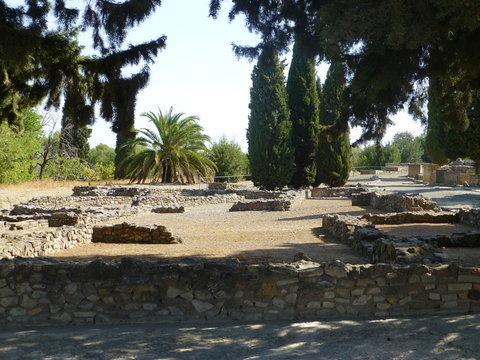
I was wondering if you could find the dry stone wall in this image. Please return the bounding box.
[351,191,440,212]
[0,258,478,325]
[311,187,366,198]
[0,226,93,259]
[92,223,182,244]
[229,190,305,211]
[323,210,480,265]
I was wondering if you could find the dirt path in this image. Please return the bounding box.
[1,314,478,359]
[52,198,373,264]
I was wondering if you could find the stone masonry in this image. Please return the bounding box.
[0,258,478,325]
[92,223,182,244]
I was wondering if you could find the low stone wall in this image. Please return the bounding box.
[134,193,243,207]
[92,223,182,244]
[229,190,304,211]
[151,206,185,214]
[72,186,181,197]
[311,187,366,198]
[352,191,440,212]
[230,199,293,211]
[323,210,480,264]
[362,212,458,225]
[436,171,480,187]
[0,259,478,325]
[370,192,439,212]
[459,209,480,227]
[0,226,93,259]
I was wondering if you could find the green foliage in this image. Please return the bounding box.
[391,132,426,163]
[426,76,453,165]
[210,136,248,182]
[430,89,480,173]
[286,36,319,188]
[0,109,43,183]
[427,75,480,173]
[248,46,294,190]
[354,144,401,168]
[88,144,116,165]
[119,108,216,184]
[1,0,166,172]
[44,156,88,181]
[213,1,480,144]
[43,155,114,181]
[315,62,351,187]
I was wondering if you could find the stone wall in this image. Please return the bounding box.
[408,164,423,178]
[323,210,480,264]
[0,226,93,259]
[362,212,458,225]
[459,209,480,228]
[229,190,305,211]
[0,259,478,325]
[311,187,366,198]
[369,192,439,212]
[351,191,440,212]
[230,199,293,211]
[92,223,182,244]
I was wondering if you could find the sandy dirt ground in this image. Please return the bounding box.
[1,314,479,359]
[51,198,374,264]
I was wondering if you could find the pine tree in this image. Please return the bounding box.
[1,1,166,177]
[212,0,480,144]
[248,46,294,190]
[315,62,351,187]
[286,35,319,188]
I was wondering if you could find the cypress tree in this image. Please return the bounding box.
[248,46,294,190]
[315,61,352,187]
[286,35,319,188]
[426,76,449,165]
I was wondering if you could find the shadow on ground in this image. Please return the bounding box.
[1,315,478,359]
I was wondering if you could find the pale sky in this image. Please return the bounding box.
[83,0,424,151]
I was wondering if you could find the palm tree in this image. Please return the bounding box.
[119,107,216,184]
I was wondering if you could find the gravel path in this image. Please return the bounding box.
[1,314,478,359]
[348,173,480,210]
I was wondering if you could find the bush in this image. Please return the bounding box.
[0,109,43,183]
[210,136,249,182]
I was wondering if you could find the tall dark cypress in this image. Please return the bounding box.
[248,46,294,190]
[286,35,319,188]
[315,61,352,187]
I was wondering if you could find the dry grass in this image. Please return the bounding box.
[0,179,129,191]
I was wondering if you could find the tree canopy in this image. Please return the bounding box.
[1,0,166,161]
[209,136,248,182]
[210,0,480,144]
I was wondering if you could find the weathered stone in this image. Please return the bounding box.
[192,299,214,313]
[272,298,285,309]
[352,295,372,306]
[0,286,15,297]
[0,297,18,307]
[143,303,158,311]
[448,283,473,291]
[9,307,26,316]
[166,287,182,299]
[325,262,349,278]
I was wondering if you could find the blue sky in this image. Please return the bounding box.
[83,0,424,151]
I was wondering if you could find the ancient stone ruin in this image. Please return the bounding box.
[0,184,479,325]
